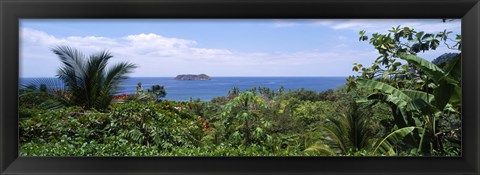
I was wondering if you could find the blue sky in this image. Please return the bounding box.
[20,19,461,77]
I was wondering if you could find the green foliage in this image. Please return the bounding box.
[148,85,167,101]
[52,45,137,111]
[281,88,323,101]
[293,101,336,129]
[19,83,459,156]
[352,26,461,92]
[320,102,375,154]
[352,27,461,156]
[20,136,161,156]
[304,142,335,156]
[19,78,71,110]
[267,98,302,135]
[219,92,273,146]
[110,101,203,149]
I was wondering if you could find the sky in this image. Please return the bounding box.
[20,19,461,78]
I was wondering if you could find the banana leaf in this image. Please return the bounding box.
[373,126,417,155]
[399,53,445,83]
[401,89,435,103]
[442,54,461,81]
[357,79,411,102]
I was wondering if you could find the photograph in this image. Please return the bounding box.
[18,19,462,157]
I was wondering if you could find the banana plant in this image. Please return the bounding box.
[356,79,426,152]
[355,53,461,155]
[399,53,460,107]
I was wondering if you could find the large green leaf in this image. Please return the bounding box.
[399,53,460,111]
[433,81,455,110]
[357,79,411,102]
[401,90,436,113]
[385,94,409,109]
[449,86,461,107]
[359,80,434,112]
[367,92,407,108]
[443,54,461,81]
[373,126,417,155]
[399,53,445,83]
[359,80,412,128]
[417,122,432,155]
[358,80,434,129]
[401,90,434,103]
[405,99,435,114]
[389,104,410,129]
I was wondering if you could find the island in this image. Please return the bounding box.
[174,74,211,80]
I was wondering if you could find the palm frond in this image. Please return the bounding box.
[322,102,373,154]
[20,77,65,91]
[304,142,335,156]
[52,45,87,83]
[51,45,137,111]
[104,62,137,94]
[19,78,68,110]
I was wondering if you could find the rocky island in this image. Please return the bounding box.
[174,74,211,80]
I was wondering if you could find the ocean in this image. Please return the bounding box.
[20,77,347,101]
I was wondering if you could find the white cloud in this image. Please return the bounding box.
[20,28,60,45]
[337,35,347,40]
[313,19,461,34]
[334,43,349,49]
[123,33,196,49]
[20,27,380,77]
[272,20,298,28]
[190,48,233,58]
[64,36,119,48]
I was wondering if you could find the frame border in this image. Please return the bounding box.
[1,0,479,174]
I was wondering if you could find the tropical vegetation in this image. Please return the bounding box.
[19,26,461,156]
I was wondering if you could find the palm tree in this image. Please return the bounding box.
[322,102,373,154]
[52,45,137,111]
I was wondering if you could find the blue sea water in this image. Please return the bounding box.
[20,77,347,101]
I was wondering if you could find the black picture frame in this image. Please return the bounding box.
[1,0,479,174]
